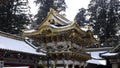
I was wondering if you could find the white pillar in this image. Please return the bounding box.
[112,63,118,68]
[83,62,87,68]
[72,61,75,68]
[66,63,69,68]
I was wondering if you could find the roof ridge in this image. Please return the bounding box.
[0,31,23,41]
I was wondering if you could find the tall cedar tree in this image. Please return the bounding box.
[34,0,66,26]
[74,8,88,26]
[0,0,30,35]
[88,0,120,47]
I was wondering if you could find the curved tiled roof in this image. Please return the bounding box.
[0,35,45,55]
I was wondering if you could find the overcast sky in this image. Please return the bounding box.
[65,0,90,21]
[29,0,91,21]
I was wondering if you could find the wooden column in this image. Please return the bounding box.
[42,61,47,68]
[62,58,65,68]
[55,36,58,46]
[53,60,57,68]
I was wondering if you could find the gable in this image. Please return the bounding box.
[38,8,72,29]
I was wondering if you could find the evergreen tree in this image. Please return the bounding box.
[0,0,30,35]
[34,0,66,25]
[88,0,120,47]
[74,8,87,26]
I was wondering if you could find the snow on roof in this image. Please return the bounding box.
[116,30,120,36]
[50,22,74,29]
[23,29,37,33]
[80,25,93,32]
[101,52,117,56]
[88,51,106,59]
[53,13,72,24]
[81,27,88,31]
[87,51,107,65]
[87,59,106,65]
[0,36,45,55]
